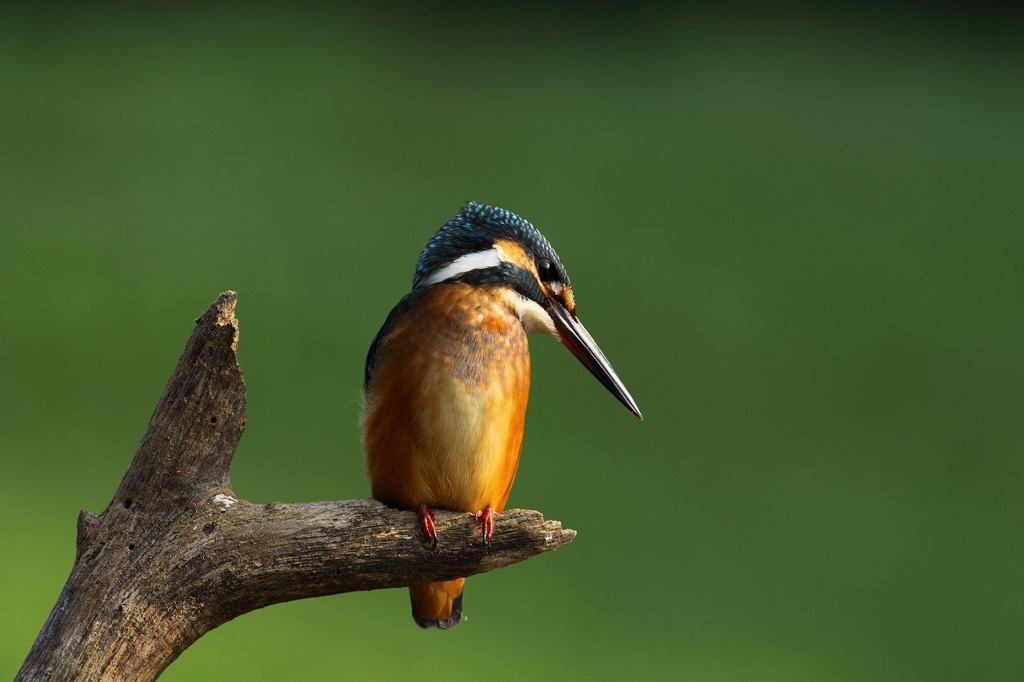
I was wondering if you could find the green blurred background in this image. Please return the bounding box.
[3,3,1022,680]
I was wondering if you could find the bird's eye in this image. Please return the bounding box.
[537,259,555,282]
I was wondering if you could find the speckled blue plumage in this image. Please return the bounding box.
[413,202,567,288]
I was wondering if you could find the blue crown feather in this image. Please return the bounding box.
[413,202,564,288]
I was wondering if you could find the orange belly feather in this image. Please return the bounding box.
[361,283,531,628]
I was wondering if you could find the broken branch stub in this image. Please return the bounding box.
[17,292,575,682]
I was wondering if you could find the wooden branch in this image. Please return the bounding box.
[17,292,575,682]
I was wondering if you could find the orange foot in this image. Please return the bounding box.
[418,504,437,549]
[475,507,495,546]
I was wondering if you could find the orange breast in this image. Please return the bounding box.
[361,283,531,513]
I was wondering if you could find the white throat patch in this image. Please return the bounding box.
[514,294,558,338]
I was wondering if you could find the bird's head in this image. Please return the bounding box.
[414,202,642,419]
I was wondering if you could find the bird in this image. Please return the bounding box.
[361,202,641,629]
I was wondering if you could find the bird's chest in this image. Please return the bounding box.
[363,286,532,510]
[407,293,531,452]
[416,298,530,392]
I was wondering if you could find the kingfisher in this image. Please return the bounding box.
[361,202,641,629]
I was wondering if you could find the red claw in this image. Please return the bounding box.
[475,507,495,546]
[418,505,437,549]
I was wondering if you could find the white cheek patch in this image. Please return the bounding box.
[416,247,504,288]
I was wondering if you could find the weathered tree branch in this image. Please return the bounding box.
[17,292,575,681]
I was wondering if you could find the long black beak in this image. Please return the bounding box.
[546,299,643,420]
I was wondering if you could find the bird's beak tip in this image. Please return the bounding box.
[621,392,643,421]
[546,300,643,422]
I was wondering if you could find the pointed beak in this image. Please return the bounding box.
[546,299,643,420]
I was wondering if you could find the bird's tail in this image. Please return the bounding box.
[409,578,465,629]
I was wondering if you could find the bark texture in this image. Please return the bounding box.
[17,291,575,681]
